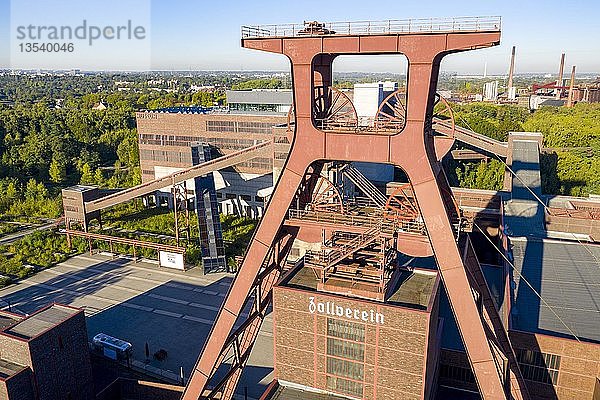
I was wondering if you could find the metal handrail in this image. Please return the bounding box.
[287,209,425,234]
[242,16,501,38]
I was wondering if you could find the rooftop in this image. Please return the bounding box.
[0,358,26,380]
[510,237,600,343]
[283,265,437,310]
[0,311,22,331]
[263,382,349,400]
[3,304,80,340]
[241,16,501,38]
[226,89,292,105]
[63,184,97,193]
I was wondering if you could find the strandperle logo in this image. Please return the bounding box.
[15,20,147,46]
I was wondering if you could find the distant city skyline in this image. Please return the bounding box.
[1,0,599,74]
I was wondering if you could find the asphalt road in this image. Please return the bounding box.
[0,253,273,399]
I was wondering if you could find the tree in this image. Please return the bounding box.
[49,157,66,183]
[79,163,95,185]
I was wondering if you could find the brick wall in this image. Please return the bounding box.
[135,112,286,179]
[273,286,436,400]
[510,330,600,400]
[28,311,94,400]
[3,368,35,400]
[0,335,31,368]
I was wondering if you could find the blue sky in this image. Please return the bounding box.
[1,0,599,74]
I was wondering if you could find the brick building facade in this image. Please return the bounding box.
[136,110,287,218]
[272,266,440,400]
[0,304,94,400]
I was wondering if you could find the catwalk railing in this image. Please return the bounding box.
[242,16,501,38]
[305,226,380,268]
[287,208,428,234]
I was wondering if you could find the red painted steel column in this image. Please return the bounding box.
[397,58,507,400]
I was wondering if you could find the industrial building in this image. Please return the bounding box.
[54,17,600,400]
[137,109,286,219]
[177,18,600,400]
[0,304,94,400]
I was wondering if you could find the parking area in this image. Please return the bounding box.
[0,252,273,399]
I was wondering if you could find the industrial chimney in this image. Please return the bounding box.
[507,46,516,95]
[566,65,576,107]
[556,53,565,99]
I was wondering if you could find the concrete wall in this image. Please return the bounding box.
[273,286,434,400]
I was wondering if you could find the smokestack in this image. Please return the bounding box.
[556,53,565,99]
[507,46,516,91]
[566,65,576,107]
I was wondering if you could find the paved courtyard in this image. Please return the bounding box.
[0,252,273,399]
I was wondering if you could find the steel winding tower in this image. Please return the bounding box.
[183,17,529,400]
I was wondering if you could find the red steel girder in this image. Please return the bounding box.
[183,26,528,400]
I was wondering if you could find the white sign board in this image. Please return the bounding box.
[159,251,185,270]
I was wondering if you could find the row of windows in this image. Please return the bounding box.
[326,375,363,398]
[326,357,364,381]
[327,338,365,362]
[327,318,365,342]
[520,363,559,385]
[516,349,561,370]
[439,364,476,384]
[206,120,274,135]
[140,134,270,150]
[516,349,561,385]
[238,158,273,170]
[440,349,562,387]
[274,135,290,144]
[229,103,279,113]
[139,134,199,147]
[216,192,265,203]
[140,149,191,164]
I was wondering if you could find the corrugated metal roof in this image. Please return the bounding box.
[504,139,545,237]
[510,237,600,343]
[226,90,292,105]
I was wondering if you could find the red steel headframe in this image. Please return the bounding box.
[183,19,529,400]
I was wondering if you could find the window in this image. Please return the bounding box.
[58,336,64,350]
[327,357,364,379]
[326,375,363,398]
[516,349,561,385]
[327,318,365,342]
[327,338,364,361]
[326,318,365,398]
[225,193,236,200]
[240,194,252,201]
[439,364,475,384]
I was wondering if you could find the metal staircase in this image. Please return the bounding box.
[341,164,388,207]
[305,226,381,269]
